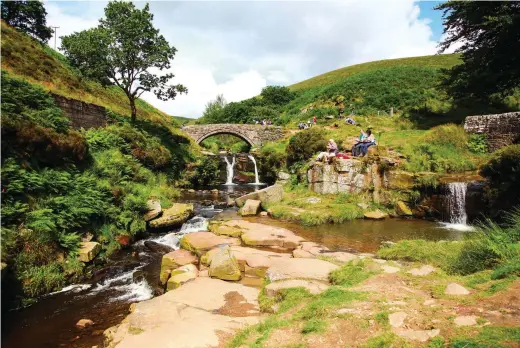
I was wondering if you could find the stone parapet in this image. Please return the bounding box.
[464,112,520,152]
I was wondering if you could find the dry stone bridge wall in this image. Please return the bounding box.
[464,112,520,152]
[182,124,285,147]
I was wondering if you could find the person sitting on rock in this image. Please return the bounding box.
[353,129,376,157]
[316,139,338,162]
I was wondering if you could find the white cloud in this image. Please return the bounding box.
[45,0,443,118]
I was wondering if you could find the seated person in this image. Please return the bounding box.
[352,129,375,156]
[316,139,338,162]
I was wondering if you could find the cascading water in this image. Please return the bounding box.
[224,155,236,185]
[444,182,473,231]
[248,154,262,185]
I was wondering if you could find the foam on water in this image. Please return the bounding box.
[440,222,475,232]
[179,216,209,234]
[153,233,180,248]
[47,284,91,296]
[109,279,153,302]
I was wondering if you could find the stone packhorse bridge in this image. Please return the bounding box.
[182,124,285,147]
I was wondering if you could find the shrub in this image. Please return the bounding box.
[480,144,520,212]
[286,128,327,168]
[257,142,287,184]
[191,156,221,187]
[468,133,488,154]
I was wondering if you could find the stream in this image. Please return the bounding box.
[1,185,471,348]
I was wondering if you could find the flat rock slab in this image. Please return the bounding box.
[388,312,407,328]
[293,242,358,263]
[266,258,339,282]
[166,264,198,291]
[240,223,304,249]
[393,328,440,342]
[407,265,436,276]
[364,210,388,220]
[180,232,240,255]
[454,315,478,327]
[445,283,470,296]
[160,249,198,284]
[381,265,400,274]
[265,279,329,297]
[105,278,260,348]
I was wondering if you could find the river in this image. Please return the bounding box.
[1,185,468,348]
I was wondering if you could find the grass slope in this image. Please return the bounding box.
[290,54,461,91]
[1,21,182,128]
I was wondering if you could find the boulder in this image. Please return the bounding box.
[235,184,283,207]
[395,201,412,216]
[407,265,436,276]
[445,283,470,296]
[143,199,162,222]
[166,264,198,291]
[180,232,240,255]
[240,199,262,216]
[277,171,290,180]
[265,279,329,297]
[209,247,241,281]
[104,278,260,348]
[266,258,339,282]
[144,241,175,254]
[160,249,198,284]
[259,211,268,217]
[149,203,194,229]
[364,210,388,220]
[78,242,101,262]
[76,318,94,328]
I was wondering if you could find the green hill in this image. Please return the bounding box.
[289,54,461,91]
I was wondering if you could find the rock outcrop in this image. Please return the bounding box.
[143,199,162,222]
[265,258,339,282]
[149,203,194,229]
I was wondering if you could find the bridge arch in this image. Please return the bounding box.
[193,129,255,147]
[182,124,285,148]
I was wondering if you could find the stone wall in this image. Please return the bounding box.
[52,94,107,130]
[183,124,285,147]
[464,112,520,152]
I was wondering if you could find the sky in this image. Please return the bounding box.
[44,1,452,119]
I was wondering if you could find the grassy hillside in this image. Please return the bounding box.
[1,21,182,128]
[0,22,211,302]
[290,54,461,91]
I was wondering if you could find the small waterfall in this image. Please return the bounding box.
[224,155,236,185]
[444,182,473,231]
[179,216,209,234]
[248,154,261,185]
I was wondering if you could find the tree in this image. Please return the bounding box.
[1,0,52,43]
[437,2,520,101]
[260,85,294,106]
[198,94,226,124]
[61,1,187,123]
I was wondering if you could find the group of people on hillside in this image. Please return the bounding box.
[254,119,272,126]
[315,128,376,163]
[298,116,318,130]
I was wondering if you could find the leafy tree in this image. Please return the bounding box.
[198,94,226,124]
[1,0,52,43]
[287,128,327,167]
[61,1,187,122]
[261,85,294,105]
[437,1,520,101]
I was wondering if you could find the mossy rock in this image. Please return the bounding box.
[395,201,413,216]
[149,203,194,229]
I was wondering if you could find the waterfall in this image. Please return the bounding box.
[224,155,236,185]
[444,182,473,231]
[248,154,261,185]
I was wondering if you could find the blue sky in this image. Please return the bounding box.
[417,1,445,41]
[45,1,451,118]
